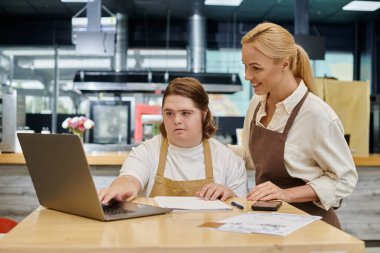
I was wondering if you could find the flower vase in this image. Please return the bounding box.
[72,131,84,143]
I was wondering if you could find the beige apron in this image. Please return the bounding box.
[149,138,214,197]
[249,91,341,229]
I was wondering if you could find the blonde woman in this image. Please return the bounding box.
[230,22,358,228]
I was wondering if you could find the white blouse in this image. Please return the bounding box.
[229,81,358,210]
[120,135,248,198]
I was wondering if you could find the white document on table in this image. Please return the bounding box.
[154,196,233,211]
[208,212,321,236]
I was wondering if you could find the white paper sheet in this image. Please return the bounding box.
[211,212,321,236]
[154,196,233,211]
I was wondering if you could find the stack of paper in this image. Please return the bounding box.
[201,212,322,236]
[154,196,233,211]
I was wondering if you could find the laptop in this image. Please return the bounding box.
[18,133,172,221]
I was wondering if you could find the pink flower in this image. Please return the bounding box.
[62,116,94,134]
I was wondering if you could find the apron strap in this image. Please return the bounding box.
[156,138,169,176]
[252,102,261,126]
[283,90,309,135]
[203,139,213,179]
[249,102,262,137]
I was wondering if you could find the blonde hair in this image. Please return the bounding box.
[241,22,318,95]
[159,77,217,139]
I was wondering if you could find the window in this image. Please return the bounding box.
[312,52,354,81]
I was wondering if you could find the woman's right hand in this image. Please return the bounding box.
[196,183,236,201]
[97,175,141,205]
[98,186,136,205]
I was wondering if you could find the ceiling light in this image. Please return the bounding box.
[12,80,44,89]
[204,0,243,6]
[72,17,116,26]
[2,48,78,56]
[138,49,186,56]
[342,1,380,11]
[61,0,93,2]
[20,59,111,69]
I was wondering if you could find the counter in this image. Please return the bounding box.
[0,152,128,166]
[2,152,380,167]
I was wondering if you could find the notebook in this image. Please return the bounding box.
[17,133,172,221]
[154,196,233,212]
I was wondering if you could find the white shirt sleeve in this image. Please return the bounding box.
[211,139,248,198]
[237,95,260,170]
[237,82,358,210]
[119,136,248,198]
[309,119,358,210]
[225,153,248,198]
[119,136,161,190]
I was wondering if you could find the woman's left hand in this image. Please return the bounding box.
[247,181,289,202]
[197,183,236,201]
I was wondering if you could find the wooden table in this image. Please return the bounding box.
[0,198,364,253]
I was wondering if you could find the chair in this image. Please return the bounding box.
[0,218,18,234]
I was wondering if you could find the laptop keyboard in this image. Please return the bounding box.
[102,204,131,215]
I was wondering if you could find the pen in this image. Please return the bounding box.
[231,201,244,210]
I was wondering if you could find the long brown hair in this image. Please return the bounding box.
[241,22,318,95]
[159,77,217,139]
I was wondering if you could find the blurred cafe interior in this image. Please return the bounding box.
[0,0,379,154]
[1,0,380,248]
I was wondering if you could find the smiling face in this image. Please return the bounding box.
[162,95,204,148]
[242,43,285,96]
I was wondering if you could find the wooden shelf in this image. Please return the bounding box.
[353,155,380,167]
[0,152,128,166]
